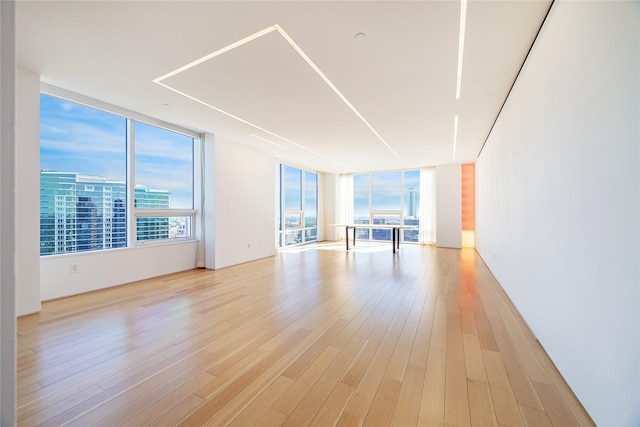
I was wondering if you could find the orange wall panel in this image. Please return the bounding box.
[461,163,475,232]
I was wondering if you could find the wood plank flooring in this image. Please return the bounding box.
[16,243,594,426]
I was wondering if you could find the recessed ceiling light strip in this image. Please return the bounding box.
[274,25,404,165]
[154,80,349,169]
[154,26,279,83]
[154,24,397,169]
[456,0,468,100]
[453,114,459,160]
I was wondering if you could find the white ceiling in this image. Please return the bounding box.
[17,1,551,174]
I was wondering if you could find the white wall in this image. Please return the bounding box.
[40,241,198,300]
[15,71,276,304]
[10,70,202,303]
[16,68,41,315]
[475,2,639,425]
[213,139,275,269]
[436,164,461,248]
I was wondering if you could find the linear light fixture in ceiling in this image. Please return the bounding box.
[154,77,348,168]
[154,26,277,83]
[153,26,348,169]
[250,133,288,150]
[456,0,468,100]
[453,114,459,160]
[154,24,403,168]
[274,25,403,165]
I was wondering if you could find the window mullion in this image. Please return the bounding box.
[280,164,285,246]
[300,170,305,242]
[368,174,373,240]
[126,119,135,247]
[400,172,405,240]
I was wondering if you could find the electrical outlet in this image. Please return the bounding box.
[70,264,79,274]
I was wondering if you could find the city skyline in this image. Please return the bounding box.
[40,170,187,255]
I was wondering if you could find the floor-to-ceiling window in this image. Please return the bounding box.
[304,171,318,242]
[402,170,420,242]
[40,91,197,256]
[353,174,371,240]
[370,171,402,241]
[278,164,318,247]
[353,169,420,243]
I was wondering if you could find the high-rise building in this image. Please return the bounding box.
[135,185,171,241]
[407,187,417,218]
[40,171,171,255]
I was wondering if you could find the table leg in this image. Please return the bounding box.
[345,226,349,250]
[392,227,397,253]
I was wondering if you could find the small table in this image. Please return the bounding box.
[330,224,418,254]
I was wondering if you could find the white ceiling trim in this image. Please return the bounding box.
[153,23,405,169]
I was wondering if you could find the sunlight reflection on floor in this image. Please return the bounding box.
[279,240,404,254]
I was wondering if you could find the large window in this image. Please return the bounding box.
[353,170,420,243]
[353,174,371,240]
[370,171,401,241]
[304,171,318,242]
[134,122,194,242]
[40,92,196,256]
[278,164,318,247]
[403,170,420,242]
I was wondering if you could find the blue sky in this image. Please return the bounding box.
[354,170,420,218]
[40,94,194,209]
[283,165,302,211]
[282,166,317,222]
[42,94,418,215]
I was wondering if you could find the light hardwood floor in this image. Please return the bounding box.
[17,243,594,426]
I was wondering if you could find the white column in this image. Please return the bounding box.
[0,1,16,425]
[202,132,215,269]
[16,68,41,316]
[436,164,462,248]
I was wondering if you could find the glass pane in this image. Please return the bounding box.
[304,171,317,228]
[135,122,193,209]
[284,213,302,229]
[403,170,420,242]
[372,213,400,241]
[284,230,302,246]
[403,228,419,243]
[40,94,127,255]
[284,165,302,211]
[137,216,191,241]
[305,228,318,242]
[355,227,370,240]
[353,174,370,239]
[371,172,402,210]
